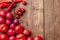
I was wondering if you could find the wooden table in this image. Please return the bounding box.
[1,0,60,40]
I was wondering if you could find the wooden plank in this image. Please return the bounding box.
[44,0,60,40]
[44,0,55,40]
[53,0,60,40]
[14,0,44,37]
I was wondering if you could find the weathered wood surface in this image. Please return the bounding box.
[44,0,60,40]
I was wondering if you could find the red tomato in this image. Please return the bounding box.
[15,0,22,2]
[0,17,5,24]
[0,4,3,8]
[9,36,16,40]
[0,34,8,40]
[7,29,15,36]
[23,30,31,36]
[34,36,43,40]
[6,12,13,19]
[22,1,27,5]
[0,24,8,33]
[14,25,24,34]
[27,36,33,40]
[0,10,6,17]
[2,2,9,8]
[16,34,26,40]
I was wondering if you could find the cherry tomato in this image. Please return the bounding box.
[16,34,26,40]
[22,1,27,5]
[27,36,33,40]
[0,4,3,8]
[0,24,8,33]
[14,25,24,34]
[0,34,8,40]
[23,30,31,36]
[34,36,43,40]
[7,29,15,36]
[2,2,9,8]
[0,17,5,24]
[15,0,22,2]
[9,36,16,40]
[6,12,13,19]
[0,10,6,17]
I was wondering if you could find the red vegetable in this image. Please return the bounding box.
[0,10,6,17]
[0,1,15,18]
[16,34,26,40]
[13,19,19,25]
[10,23,15,29]
[0,24,8,33]
[0,34,8,40]
[0,17,5,24]
[17,8,21,11]
[14,25,24,34]
[27,36,33,40]
[21,8,25,13]
[7,29,15,36]
[2,2,9,8]
[34,36,43,40]
[15,8,22,15]
[22,1,27,5]
[9,36,16,40]
[0,4,3,8]
[18,12,23,16]
[6,12,13,19]
[15,0,22,2]
[6,19,11,25]
[23,30,31,36]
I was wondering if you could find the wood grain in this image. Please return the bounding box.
[14,0,44,37]
[44,0,60,40]
[44,0,55,40]
[53,0,60,40]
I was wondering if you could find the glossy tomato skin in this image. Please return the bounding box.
[0,24,8,33]
[23,30,30,36]
[6,12,13,19]
[27,36,33,40]
[0,4,3,8]
[0,10,6,17]
[7,29,15,36]
[9,36,16,40]
[6,19,11,25]
[13,19,19,25]
[2,2,9,8]
[16,34,26,40]
[15,0,22,2]
[0,17,5,24]
[14,25,24,34]
[10,23,15,29]
[34,36,43,40]
[22,1,27,5]
[0,34,8,40]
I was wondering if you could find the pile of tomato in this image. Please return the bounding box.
[0,0,43,40]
